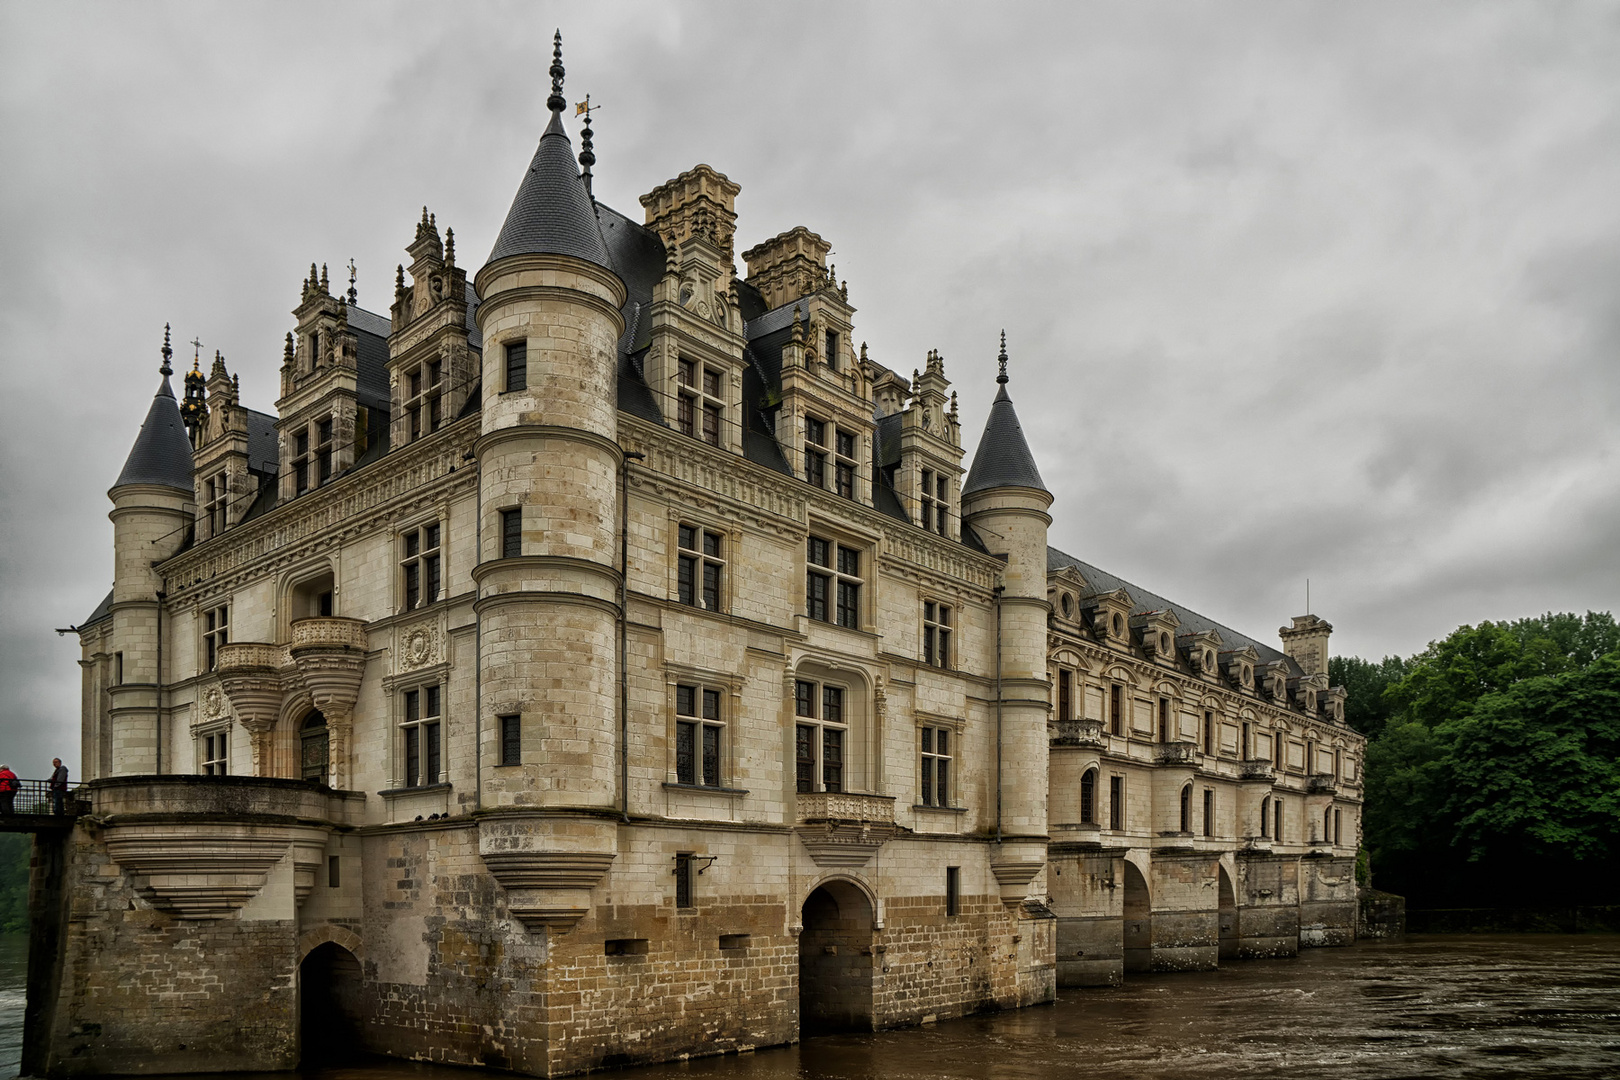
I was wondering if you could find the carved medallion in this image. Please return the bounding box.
[398,624,439,671]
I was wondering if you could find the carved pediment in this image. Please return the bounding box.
[1178,629,1224,678]
[1082,588,1134,647]
[1132,609,1182,663]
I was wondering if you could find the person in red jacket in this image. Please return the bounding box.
[0,764,16,815]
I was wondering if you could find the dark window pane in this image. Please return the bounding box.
[425,684,440,717]
[676,722,695,784]
[804,449,825,486]
[822,686,842,724]
[502,508,522,559]
[505,342,527,391]
[937,759,948,806]
[1081,770,1095,824]
[702,689,720,721]
[405,690,419,723]
[837,546,859,576]
[702,403,720,445]
[675,854,692,908]
[836,581,859,628]
[822,729,842,792]
[805,418,824,446]
[921,756,933,805]
[702,725,720,787]
[702,563,720,610]
[426,722,441,784]
[795,724,815,792]
[807,572,828,621]
[703,368,720,397]
[405,726,421,788]
[678,554,696,605]
[937,730,948,756]
[426,524,439,550]
[836,430,854,458]
[678,392,694,437]
[676,685,695,717]
[702,531,720,557]
[679,524,696,550]
[404,563,420,609]
[678,358,695,387]
[795,681,815,718]
[808,537,830,567]
[405,532,420,558]
[920,728,932,754]
[501,715,521,765]
[836,461,854,499]
[425,554,441,604]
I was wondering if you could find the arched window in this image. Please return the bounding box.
[1179,784,1192,833]
[1080,768,1097,825]
[1260,796,1271,838]
[300,710,329,786]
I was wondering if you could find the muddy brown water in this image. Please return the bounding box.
[5,934,1619,1079]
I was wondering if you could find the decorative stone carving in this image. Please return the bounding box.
[1051,719,1106,748]
[105,825,296,918]
[794,792,897,868]
[396,621,440,672]
[289,617,368,789]
[215,642,286,776]
[477,814,617,933]
[990,838,1049,904]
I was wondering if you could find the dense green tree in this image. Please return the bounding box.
[0,832,30,933]
[1327,654,1410,738]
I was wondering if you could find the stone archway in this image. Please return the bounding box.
[299,940,365,1064]
[1122,860,1151,973]
[798,879,876,1034]
[1218,863,1239,962]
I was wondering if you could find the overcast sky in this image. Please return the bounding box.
[3,1,1617,775]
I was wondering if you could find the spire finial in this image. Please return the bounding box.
[547,30,566,114]
[576,93,596,198]
[159,323,173,378]
[347,258,358,305]
[996,330,1009,384]
[444,227,455,264]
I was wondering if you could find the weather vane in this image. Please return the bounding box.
[347,259,358,305]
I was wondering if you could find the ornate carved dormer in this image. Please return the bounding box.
[1178,628,1224,681]
[387,207,475,448]
[1047,565,1089,628]
[1083,587,1134,650]
[1291,670,1329,715]
[1321,683,1347,724]
[276,264,360,502]
[640,167,748,454]
[1263,659,1291,705]
[745,228,873,505]
[1132,608,1182,666]
[1221,644,1260,693]
[894,348,965,540]
[192,349,251,541]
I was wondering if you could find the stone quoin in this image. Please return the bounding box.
[41,32,1365,1078]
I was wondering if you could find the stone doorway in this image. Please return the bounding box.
[1218,864,1239,961]
[299,942,364,1064]
[798,880,876,1035]
[1122,861,1151,973]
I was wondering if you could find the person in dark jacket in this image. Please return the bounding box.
[49,758,68,815]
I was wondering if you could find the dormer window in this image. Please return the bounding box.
[406,360,442,440]
[825,330,839,371]
[293,430,311,494]
[834,429,856,499]
[804,417,827,487]
[920,468,948,536]
[316,418,334,484]
[308,329,322,370]
[204,472,229,535]
[677,358,722,446]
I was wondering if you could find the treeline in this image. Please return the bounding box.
[1331,611,1620,908]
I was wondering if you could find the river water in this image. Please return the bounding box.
[4,933,1619,1079]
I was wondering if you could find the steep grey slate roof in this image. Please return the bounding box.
[245,410,278,475]
[1046,545,1300,673]
[346,305,390,338]
[113,376,194,491]
[487,111,613,270]
[962,384,1046,495]
[81,587,114,628]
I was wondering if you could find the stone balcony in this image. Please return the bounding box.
[1156,741,1199,766]
[795,791,896,868]
[1051,719,1107,748]
[289,616,368,651]
[1240,760,1276,782]
[1307,773,1339,795]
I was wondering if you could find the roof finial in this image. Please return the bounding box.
[996,329,1009,384]
[444,227,456,265]
[159,323,173,378]
[576,93,596,198]
[547,30,566,114]
[347,258,358,305]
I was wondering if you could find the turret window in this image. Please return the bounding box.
[203,605,229,671]
[675,684,724,787]
[1080,767,1097,824]
[923,601,952,668]
[402,522,442,610]
[804,417,827,487]
[500,508,522,559]
[677,524,724,611]
[794,679,846,792]
[676,358,723,446]
[504,340,527,392]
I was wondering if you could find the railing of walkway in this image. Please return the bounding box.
[0,778,90,818]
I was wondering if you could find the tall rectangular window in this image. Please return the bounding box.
[1203,788,1214,837]
[1058,670,1073,721]
[945,866,960,917]
[919,726,950,807]
[1109,684,1123,735]
[675,359,724,446]
[920,467,936,532]
[294,430,310,494]
[406,362,443,440]
[794,679,846,793]
[1109,775,1123,830]
[402,685,443,788]
[807,537,862,629]
[316,417,334,483]
[834,429,856,500]
[204,472,229,535]
[1158,697,1170,741]
[1274,731,1286,770]
[674,853,694,909]
[504,340,527,392]
[920,469,949,535]
[1241,722,1251,760]
[1275,798,1284,842]
[501,508,522,559]
[825,329,840,371]
[923,602,952,668]
[402,522,442,610]
[1203,709,1214,755]
[203,605,229,671]
[834,545,861,629]
[499,714,521,766]
[675,685,723,788]
[803,417,827,488]
[677,525,724,611]
[201,731,228,776]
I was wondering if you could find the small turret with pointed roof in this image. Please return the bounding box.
[113,325,195,491]
[962,331,1048,495]
[486,31,612,269]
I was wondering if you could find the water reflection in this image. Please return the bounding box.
[6,935,1619,1079]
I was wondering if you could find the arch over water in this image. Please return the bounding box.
[799,878,876,1034]
[1122,860,1152,973]
[299,940,364,1064]
[1218,863,1239,961]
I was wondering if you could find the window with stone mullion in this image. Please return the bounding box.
[794,679,845,793]
[675,684,723,787]
[402,523,442,610]
[919,725,950,807]
[402,685,442,788]
[677,525,724,611]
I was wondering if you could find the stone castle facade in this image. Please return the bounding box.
[44,38,1364,1078]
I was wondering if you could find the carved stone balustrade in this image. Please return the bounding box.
[1156,741,1199,766]
[214,642,291,776]
[795,792,897,868]
[1051,719,1106,748]
[1240,760,1276,782]
[288,617,369,789]
[1307,773,1339,796]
